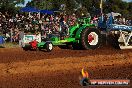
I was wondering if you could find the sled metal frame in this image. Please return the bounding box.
[108,24,132,49]
[119,30,132,46]
[119,30,132,49]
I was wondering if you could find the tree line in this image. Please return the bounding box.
[0,0,132,18]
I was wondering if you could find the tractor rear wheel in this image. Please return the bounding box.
[81,28,101,49]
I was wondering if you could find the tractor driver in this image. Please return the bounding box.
[59,14,69,37]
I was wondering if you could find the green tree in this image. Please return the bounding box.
[26,0,132,17]
[0,0,25,15]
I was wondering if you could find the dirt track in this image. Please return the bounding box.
[0,46,131,88]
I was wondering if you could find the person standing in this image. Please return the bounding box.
[19,29,24,47]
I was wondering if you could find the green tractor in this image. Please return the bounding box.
[37,17,101,52]
[22,17,101,52]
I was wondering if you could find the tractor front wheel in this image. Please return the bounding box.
[81,28,101,49]
[45,42,53,52]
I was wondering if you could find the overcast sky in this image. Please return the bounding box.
[24,0,31,6]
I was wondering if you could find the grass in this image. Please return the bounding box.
[0,42,19,48]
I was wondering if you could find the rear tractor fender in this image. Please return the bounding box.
[75,25,87,39]
[75,25,96,39]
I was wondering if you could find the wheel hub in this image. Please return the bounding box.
[49,43,53,50]
[87,32,98,45]
[88,34,94,43]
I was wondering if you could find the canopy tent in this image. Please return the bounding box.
[40,10,54,15]
[20,7,40,12]
[20,7,56,15]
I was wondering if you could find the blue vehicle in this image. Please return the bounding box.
[98,13,132,49]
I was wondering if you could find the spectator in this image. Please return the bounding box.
[19,29,24,47]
